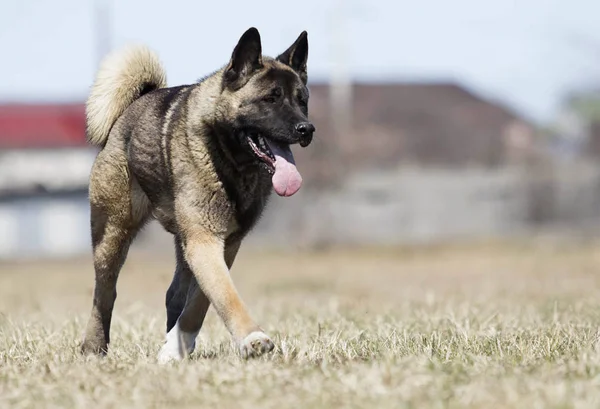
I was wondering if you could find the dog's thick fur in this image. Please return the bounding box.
[80,27,314,361]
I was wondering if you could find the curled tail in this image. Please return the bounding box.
[85,45,167,147]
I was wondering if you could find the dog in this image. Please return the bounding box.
[80,27,314,362]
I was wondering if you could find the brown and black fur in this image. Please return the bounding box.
[80,27,314,360]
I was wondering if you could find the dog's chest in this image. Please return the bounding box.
[227,172,272,237]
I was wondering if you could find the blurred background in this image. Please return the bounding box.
[1,0,600,260]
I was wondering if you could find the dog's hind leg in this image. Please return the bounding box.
[81,149,150,356]
[165,236,199,333]
[159,236,211,363]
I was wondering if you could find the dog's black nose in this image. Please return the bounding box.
[295,122,315,147]
[295,122,315,136]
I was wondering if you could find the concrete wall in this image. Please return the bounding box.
[245,167,531,249]
[0,193,91,259]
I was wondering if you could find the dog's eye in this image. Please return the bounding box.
[297,89,308,107]
[263,88,282,103]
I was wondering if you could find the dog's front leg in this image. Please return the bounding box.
[184,237,274,358]
[158,235,273,363]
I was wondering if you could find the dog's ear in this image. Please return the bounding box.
[224,27,263,90]
[277,31,308,84]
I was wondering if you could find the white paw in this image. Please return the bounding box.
[157,321,199,364]
[238,331,275,359]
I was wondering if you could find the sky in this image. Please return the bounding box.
[1,0,600,124]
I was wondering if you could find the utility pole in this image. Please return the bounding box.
[329,0,353,137]
[94,0,111,68]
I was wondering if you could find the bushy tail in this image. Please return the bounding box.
[85,45,167,147]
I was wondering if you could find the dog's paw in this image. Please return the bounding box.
[80,338,107,356]
[157,322,198,364]
[157,342,190,364]
[238,331,275,359]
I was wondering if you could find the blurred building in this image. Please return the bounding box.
[295,81,537,189]
[0,104,95,259]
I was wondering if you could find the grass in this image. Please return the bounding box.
[2,240,600,408]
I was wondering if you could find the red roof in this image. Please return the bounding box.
[0,104,87,149]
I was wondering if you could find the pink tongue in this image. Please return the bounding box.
[266,140,302,197]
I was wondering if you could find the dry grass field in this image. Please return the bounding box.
[2,240,600,408]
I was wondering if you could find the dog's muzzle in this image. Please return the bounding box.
[294,122,315,147]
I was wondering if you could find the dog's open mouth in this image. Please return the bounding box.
[247,133,276,171]
[246,133,303,197]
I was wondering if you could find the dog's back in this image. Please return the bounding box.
[85,46,211,231]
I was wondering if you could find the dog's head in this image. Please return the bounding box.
[215,27,314,197]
